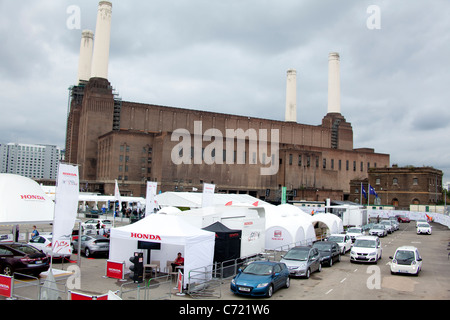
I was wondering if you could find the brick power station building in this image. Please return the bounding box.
[65,2,390,202]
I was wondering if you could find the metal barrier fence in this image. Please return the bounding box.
[10,272,68,300]
[119,274,174,300]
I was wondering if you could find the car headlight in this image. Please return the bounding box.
[369,252,376,256]
[231,278,235,285]
[257,282,269,288]
[351,250,356,255]
[392,259,397,264]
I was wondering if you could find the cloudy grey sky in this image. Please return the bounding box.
[1,0,449,183]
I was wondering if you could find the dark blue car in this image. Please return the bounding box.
[230,261,290,298]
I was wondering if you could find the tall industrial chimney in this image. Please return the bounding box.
[284,69,297,122]
[327,52,341,114]
[76,30,94,84]
[90,1,112,80]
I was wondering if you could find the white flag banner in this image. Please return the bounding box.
[52,163,79,255]
[146,181,158,215]
[202,183,215,208]
[114,180,122,209]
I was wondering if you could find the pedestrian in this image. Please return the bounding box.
[31,225,39,240]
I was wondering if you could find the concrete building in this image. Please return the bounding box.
[65,2,390,201]
[0,143,61,180]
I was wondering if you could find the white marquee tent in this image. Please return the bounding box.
[0,173,55,225]
[311,213,344,236]
[264,204,316,250]
[109,214,215,287]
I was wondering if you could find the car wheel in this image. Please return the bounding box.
[85,248,91,257]
[305,268,311,279]
[266,285,273,298]
[318,263,322,272]
[337,254,341,262]
[285,277,290,288]
[329,258,333,267]
[2,264,14,276]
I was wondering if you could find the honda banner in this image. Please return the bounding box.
[52,163,79,256]
[0,275,12,298]
[202,183,215,208]
[105,260,125,280]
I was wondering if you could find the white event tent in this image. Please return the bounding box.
[311,213,344,236]
[0,173,55,225]
[264,204,316,250]
[109,214,215,287]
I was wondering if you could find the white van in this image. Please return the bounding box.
[350,236,382,263]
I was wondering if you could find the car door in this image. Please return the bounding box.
[332,243,339,260]
[80,235,89,251]
[272,264,283,290]
[345,236,351,252]
[310,248,320,271]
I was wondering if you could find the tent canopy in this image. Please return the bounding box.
[203,222,241,263]
[109,214,215,286]
[0,173,55,225]
[155,192,269,209]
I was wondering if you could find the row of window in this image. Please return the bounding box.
[288,154,377,172]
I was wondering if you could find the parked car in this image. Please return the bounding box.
[369,224,388,237]
[230,261,290,298]
[389,219,400,231]
[312,241,341,267]
[416,222,432,235]
[0,243,50,277]
[389,246,422,276]
[71,235,110,257]
[396,215,410,223]
[350,236,382,264]
[346,227,365,242]
[80,219,112,235]
[380,220,395,234]
[28,235,71,260]
[327,234,352,254]
[280,246,322,278]
[415,219,428,227]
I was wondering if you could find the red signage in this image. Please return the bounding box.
[106,260,125,280]
[0,275,12,298]
[130,232,161,241]
[20,194,45,201]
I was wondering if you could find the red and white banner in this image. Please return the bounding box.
[145,181,158,215]
[201,183,215,208]
[52,163,79,256]
[105,260,125,280]
[0,275,12,298]
[69,291,109,300]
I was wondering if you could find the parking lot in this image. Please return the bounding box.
[2,219,449,301]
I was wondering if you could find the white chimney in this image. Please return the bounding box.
[90,1,112,80]
[76,30,94,84]
[327,52,341,114]
[285,69,297,122]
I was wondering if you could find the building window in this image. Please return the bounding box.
[413,178,418,185]
[346,160,349,171]
[339,159,342,170]
[393,178,398,185]
[353,161,356,171]
[298,155,302,166]
[376,178,381,185]
[323,158,327,169]
[331,159,334,170]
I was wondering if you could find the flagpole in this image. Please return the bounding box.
[360,182,363,205]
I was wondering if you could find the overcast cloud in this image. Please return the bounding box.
[0,0,449,183]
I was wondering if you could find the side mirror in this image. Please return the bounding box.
[273,272,280,277]
[417,258,422,262]
[389,256,393,259]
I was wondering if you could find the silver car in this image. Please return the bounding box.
[369,224,387,237]
[71,235,110,258]
[280,246,322,278]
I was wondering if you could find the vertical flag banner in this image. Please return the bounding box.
[362,185,367,199]
[115,179,122,210]
[281,186,287,204]
[369,185,378,197]
[145,181,158,215]
[52,163,79,256]
[202,183,215,208]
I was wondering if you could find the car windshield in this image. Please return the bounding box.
[10,244,41,254]
[395,250,415,261]
[102,220,112,224]
[283,248,309,261]
[243,263,273,276]
[328,236,344,243]
[353,239,376,248]
[380,221,391,225]
[417,223,429,228]
[313,242,332,251]
[371,224,384,229]
[347,228,362,233]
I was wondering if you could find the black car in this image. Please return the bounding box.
[0,243,50,277]
[312,241,341,267]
